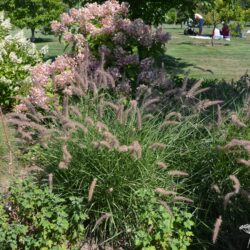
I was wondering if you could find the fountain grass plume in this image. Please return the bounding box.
[212,216,222,244]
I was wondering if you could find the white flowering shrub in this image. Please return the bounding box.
[0,11,11,39]
[0,12,44,109]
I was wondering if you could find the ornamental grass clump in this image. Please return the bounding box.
[9,64,250,248]
[10,93,195,247]
[8,66,197,247]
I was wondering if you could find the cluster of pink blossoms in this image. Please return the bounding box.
[16,55,76,112]
[51,0,169,48]
[28,87,49,109]
[51,0,128,41]
[31,63,51,87]
[31,55,75,89]
[15,87,49,112]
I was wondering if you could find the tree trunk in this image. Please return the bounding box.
[31,28,35,42]
[211,10,216,47]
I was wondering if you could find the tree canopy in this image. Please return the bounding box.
[200,0,250,26]
[0,0,66,40]
[62,0,215,25]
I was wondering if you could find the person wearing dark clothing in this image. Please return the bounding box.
[220,23,230,38]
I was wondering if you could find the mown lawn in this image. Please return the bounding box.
[21,29,67,60]
[22,25,250,81]
[164,25,250,80]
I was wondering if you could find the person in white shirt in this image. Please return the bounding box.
[213,27,223,39]
[195,13,204,35]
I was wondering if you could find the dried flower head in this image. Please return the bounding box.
[212,216,222,244]
[217,105,223,127]
[165,112,182,121]
[229,175,240,194]
[128,141,142,159]
[103,101,119,111]
[154,188,176,196]
[118,145,129,152]
[107,187,113,193]
[94,213,112,227]
[224,191,235,209]
[186,79,203,98]
[142,98,160,111]
[237,158,250,167]
[99,140,112,149]
[168,170,189,177]
[231,113,247,128]
[159,200,172,215]
[160,120,179,129]
[174,196,193,203]
[96,121,109,133]
[212,184,221,194]
[62,144,72,163]
[58,161,67,169]
[150,143,166,149]
[92,141,99,149]
[48,173,53,191]
[196,100,223,112]
[130,100,137,108]
[85,116,95,126]
[103,131,120,148]
[224,139,250,151]
[88,178,97,202]
[143,114,154,120]
[69,106,82,119]
[156,161,168,169]
[136,109,142,130]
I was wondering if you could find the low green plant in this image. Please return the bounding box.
[133,189,194,250]
[0,178,88,250]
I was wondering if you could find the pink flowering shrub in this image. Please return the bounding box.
[51,0,170,93]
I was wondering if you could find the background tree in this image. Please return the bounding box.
[218,0,245,23]
[0,0,66,41]
[65,0,214,26]
[201,0,247,24]
[63,0,85,8]
[165,8,178,25]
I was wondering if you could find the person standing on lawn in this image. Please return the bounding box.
[195,13,204,35]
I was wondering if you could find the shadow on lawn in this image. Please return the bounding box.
[159,54,215,76]
[34,37,54,43]
[193,66,214,74]
[157,54,194,75]
[178,41,194,45]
